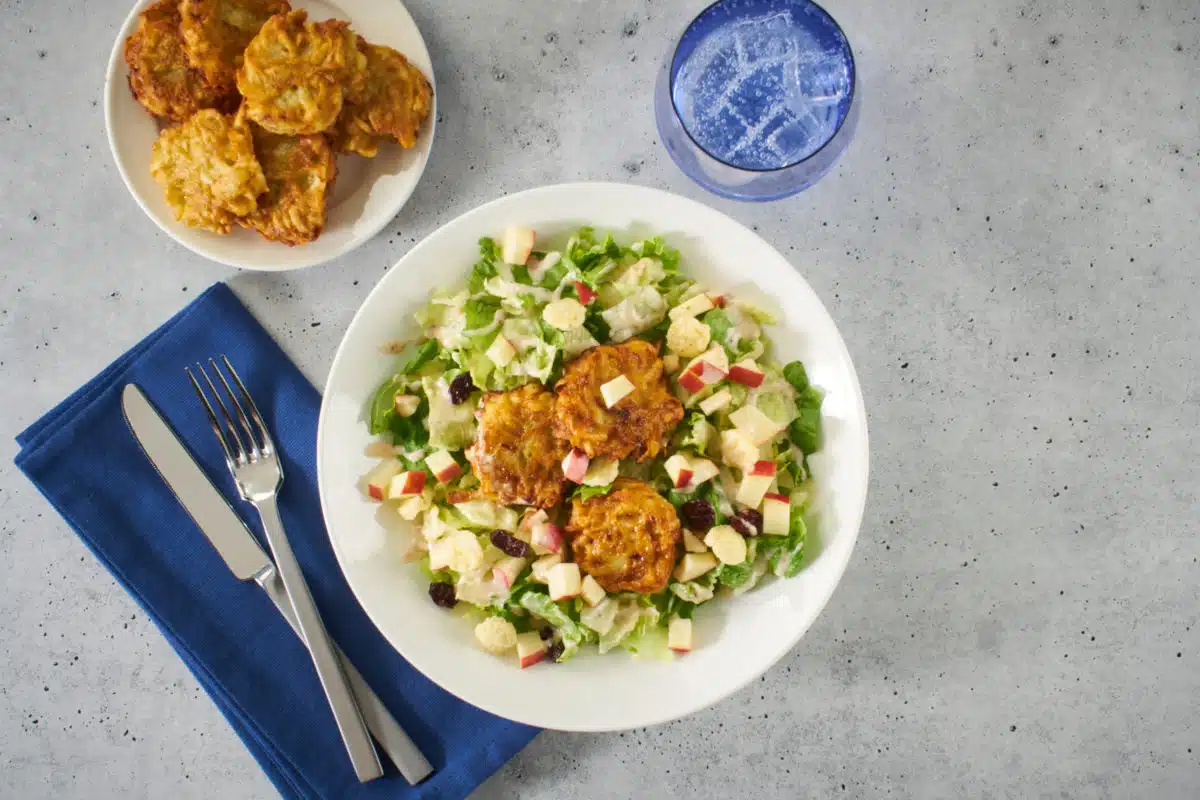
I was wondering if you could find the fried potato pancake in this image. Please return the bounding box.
[180,0,291,94]
[553,340,684,462]
[125,0,236,121]
[150,108,267,234]
[329,38,433,157]
[239,125,336,245]
[237,10,365,135]
[466,383,569,509]
[566,478,681,594]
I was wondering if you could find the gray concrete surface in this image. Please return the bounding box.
[2,0,1197,797]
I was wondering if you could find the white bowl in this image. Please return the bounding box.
[317,183,870,731]
[104,0,435,271]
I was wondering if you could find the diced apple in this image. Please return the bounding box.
[668,617,693,653]
[582,457,619,486]
[695,345,729,374]
[547,562,582,601]
[393,394,421,416]
[668,292,715,321]
[600,374,636,408]
[580,574,607,607]
[678,365,706,394]
[425,450,462,483]
[729,405,784,445]
[694,360,727,385]
[710,293,726,308]
[531,521,564,555]
[520,508,548,534]
[762,494,791,536]
[664,454,695,489]
[574,281,597,305]
[561,448,590,483]
[674,552,719,582]
[689,458,720,487]
[491,556,528,589]
[387,470,426,499]
[662,353,680,374]
[486,334,517,367]
[705,525,747,565]
[750,460,777,477]
[531,553,563,583]
[736,473,773,508]
[728,360,765,388]
[516,631,547,668]
[699,389,732,415]
[364,460,401,501]
[683,529,708,553]
[501,227,536,265]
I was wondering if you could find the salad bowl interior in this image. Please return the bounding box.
[317,183,868,731]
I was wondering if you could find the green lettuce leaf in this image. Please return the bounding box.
[576,484,615,502]
[767,506,808,578]
[701,308,734,350]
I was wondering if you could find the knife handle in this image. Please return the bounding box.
[253,496,383,783]
[254,566,435,784]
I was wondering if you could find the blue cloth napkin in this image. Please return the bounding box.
[14,283,538,799]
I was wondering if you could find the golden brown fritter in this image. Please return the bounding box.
[566,478,680,594]
[150,108,267,234]
[180,0,291,94]
[329,38,432,157]
[553,340,684,462]
[239,125,336,245]
[466,383,569,509]
[125,0,237,122]
[236,10,365,135]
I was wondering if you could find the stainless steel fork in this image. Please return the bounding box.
[187,356,383,783]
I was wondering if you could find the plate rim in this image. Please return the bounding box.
[316,181,870,730]
[102,0,437,272]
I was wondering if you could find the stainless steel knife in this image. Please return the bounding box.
[121,383,434,785]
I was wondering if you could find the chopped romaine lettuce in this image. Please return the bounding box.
[601,286,666,342]
[764,505,808,578]
[518,591,591,660]
[701,308,734,352]
[421,375,476,449]
[576,484,615,502]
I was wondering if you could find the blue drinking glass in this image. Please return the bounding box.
[654,0,859,201]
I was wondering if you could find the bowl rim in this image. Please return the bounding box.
[102,0,437,272]
[316,182,870,730]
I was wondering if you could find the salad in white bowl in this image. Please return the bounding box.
[359,225,823,666]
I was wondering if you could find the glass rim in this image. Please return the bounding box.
[667,0,858,175]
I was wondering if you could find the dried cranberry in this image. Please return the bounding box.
[539,627,554,641]
[680,499,716,532]
[545,640,565,662]
[428,581,457,608]
[490,529,532,558]
[448,373,476,405]
[731,509,763,537]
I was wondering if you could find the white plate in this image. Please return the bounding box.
[317,183,870,731]
[104,0,435,271]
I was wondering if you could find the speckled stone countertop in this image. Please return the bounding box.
[1,0,1197,797]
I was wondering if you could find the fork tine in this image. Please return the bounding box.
[185,367,239,465]
[210,358,261,458]
[222,355,274,454]
[197,362,250,464]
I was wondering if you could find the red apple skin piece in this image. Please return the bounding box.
[575,282,597,305]
[728,364,765,388]
[674,468,695,489]
[763,492,789,504]
[710,294,726,308]
[436,463,462,482]
[532,522,564,553]
[367,483,386,501]
[678,367,706,393]
[519,649,546,668]
[562,448,590,483]
[750,460,777,477]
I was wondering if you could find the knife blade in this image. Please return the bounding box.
[121,384,434,784]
